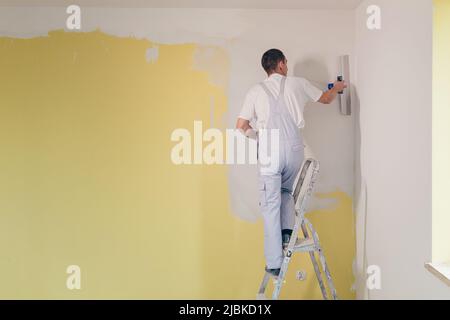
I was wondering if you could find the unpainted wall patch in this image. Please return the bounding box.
[146,46,159,63]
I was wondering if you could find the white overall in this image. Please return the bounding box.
[258,76,305,269]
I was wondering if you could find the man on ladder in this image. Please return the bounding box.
[236,49,346,281]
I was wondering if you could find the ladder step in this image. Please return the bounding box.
[292,238,316,252]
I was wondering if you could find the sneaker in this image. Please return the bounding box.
[265,266,281,277]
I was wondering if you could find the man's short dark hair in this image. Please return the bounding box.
[261,49,285,74]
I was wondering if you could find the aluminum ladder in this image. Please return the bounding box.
[256,158,338,300]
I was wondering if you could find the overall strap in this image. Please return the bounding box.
[278,76,286,99]
[278,76,299,128]
[260,82,276,100]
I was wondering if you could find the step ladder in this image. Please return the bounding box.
[256,158,338,300]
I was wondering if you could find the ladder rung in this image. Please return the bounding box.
[292,238,316,252]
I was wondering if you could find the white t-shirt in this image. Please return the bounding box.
[238,73,323,130]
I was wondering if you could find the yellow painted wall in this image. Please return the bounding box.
[433,0,450,262]
[0,30,355,299]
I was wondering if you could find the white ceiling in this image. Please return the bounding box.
[0,0,363,10]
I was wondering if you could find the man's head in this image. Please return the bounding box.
[261,49,288,76]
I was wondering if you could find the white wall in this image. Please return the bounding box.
[354,0,450,299]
